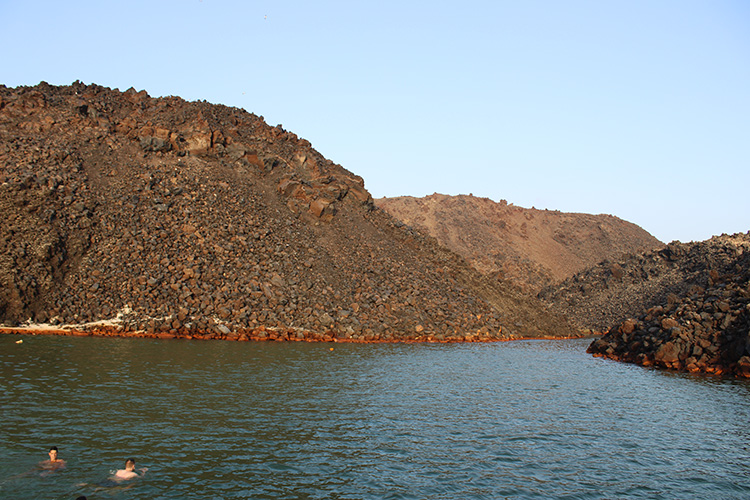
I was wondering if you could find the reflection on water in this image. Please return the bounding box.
[1,335,749,499]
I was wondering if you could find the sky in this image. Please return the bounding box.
[1,0,748,243]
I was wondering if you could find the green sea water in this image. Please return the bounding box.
[1,334,749,499]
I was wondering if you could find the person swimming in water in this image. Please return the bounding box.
[73,457,147,495]
[9,446,66,480]
[39,446,66,471]
[112,458,147,480]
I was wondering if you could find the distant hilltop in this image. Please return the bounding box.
[0,81,576,341]
[376,193,663,294]
[377,193,750,378]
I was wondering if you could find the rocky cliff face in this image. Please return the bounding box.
[587,239,750,378]
[376,194,662,293]
[0,82,575,341]
[540,233,750,332]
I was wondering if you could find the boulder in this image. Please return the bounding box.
[654,341,680,365]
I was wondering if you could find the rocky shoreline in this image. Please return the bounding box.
[0,82,576,342]
[3,82,747,377]
[588,247,750,378]
[541,233,750,333]
[1,325,587,343]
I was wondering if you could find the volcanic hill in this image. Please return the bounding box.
[584,233,750,377]
[376,194,662,294]
[0,81,576,342]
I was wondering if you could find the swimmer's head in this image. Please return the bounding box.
[125,458,136,470]
[48,447,58,461]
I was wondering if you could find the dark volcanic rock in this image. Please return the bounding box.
[540,233,750,332]
[587,247,750,378]
[0,81,575,341]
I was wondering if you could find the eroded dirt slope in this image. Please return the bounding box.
[376,193,662,293]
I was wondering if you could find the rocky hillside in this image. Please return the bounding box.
[540,233,750,332]
[376,194,662,293]
[0,81,576,342]
[587,243,750,378]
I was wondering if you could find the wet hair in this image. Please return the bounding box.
[76,496,87,500]
[49,446,58,452]
[125,458,136,466]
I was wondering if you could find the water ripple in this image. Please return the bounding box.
[1,335,749,499]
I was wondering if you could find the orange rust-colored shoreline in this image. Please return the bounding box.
[0,326,589,344]
[589,350,750,378]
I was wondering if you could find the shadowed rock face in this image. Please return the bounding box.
[587,242,750,378]
[0,81,576,341]
[376,194,662,294]
[540,233,750,332]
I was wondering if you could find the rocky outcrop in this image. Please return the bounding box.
[376,194,662,294]
[540,233,750,332]
[587,248,750,377]
[0,81,576,342]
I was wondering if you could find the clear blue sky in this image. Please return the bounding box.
[2,0,748,243]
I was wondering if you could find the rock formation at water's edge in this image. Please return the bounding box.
[0,81,577,342]
[587,233,750,377]
[540,233,750,332]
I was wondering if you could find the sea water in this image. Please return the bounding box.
[1,334,749,499]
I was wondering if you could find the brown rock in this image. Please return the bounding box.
[309,199,331,218]
[661,317,679,330]
[277,178,302,197]
[736,356,750,378]
[654,341,680,365]
[620,319,636,335]
[319,313,334,327]
[185,132,211,154]
[0,81,577,345]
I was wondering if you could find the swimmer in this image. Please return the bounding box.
[39,446,66,471]
[112,458,147,480]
